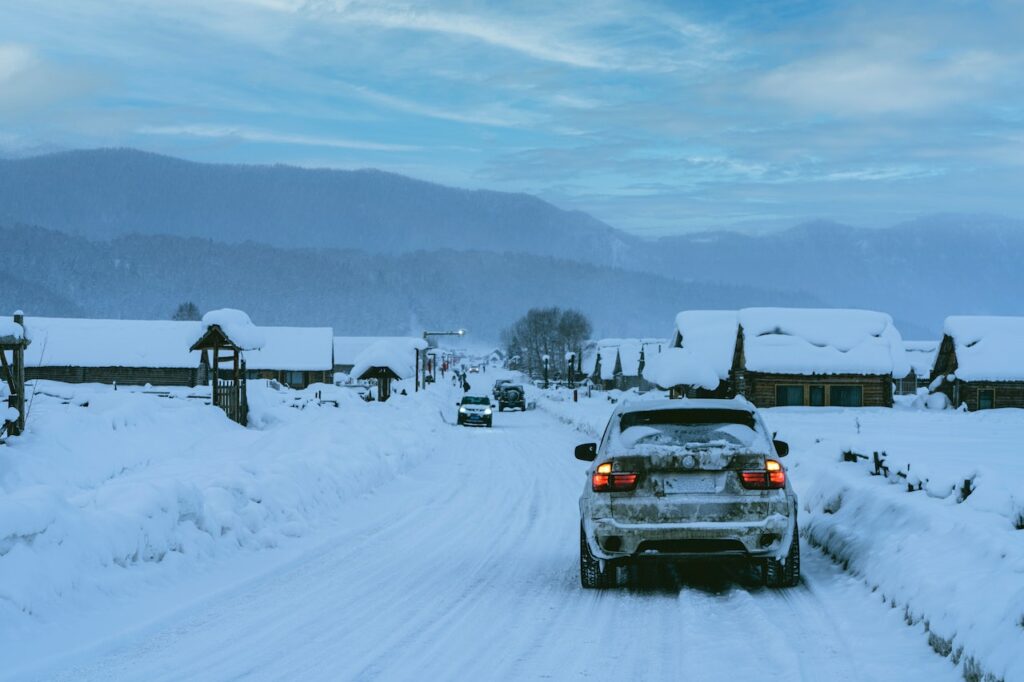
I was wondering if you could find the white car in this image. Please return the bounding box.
[575,398,799,588]
[456,395,494,427]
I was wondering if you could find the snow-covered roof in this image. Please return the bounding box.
[944,316,1024,381]
[902,340,939,378]
[24,317,204,368]
[674,310,740,382]
[244,326,334,371]
[641,347,719,391]
[588,338,666,379]
[739,308,908,377]
[350,338,428,381]
[199,309,264,351]
[333,337,421,367]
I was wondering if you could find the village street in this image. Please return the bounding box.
[9,382,962,682]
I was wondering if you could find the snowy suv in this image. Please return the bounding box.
[575,398,799,588]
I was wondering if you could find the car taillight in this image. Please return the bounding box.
[592,461,639,492]
[739,459,786,490]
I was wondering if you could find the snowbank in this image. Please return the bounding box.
[200,308,264,350]
[762,407,1024,682]
[641,347,719,391]
[533,391,1023,681]
[0,380,447,640]
[944,315,1024,381]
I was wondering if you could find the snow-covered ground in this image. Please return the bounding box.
[537,387,1024,682]
[0,376,1016,681]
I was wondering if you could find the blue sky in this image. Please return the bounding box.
[1,0,1022,236]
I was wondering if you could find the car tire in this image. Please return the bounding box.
[580,526,616,589]
[499,404,505,412]
[763,526,800,588]
[486,419,493,428]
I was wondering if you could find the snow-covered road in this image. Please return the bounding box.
[17,398,959,681]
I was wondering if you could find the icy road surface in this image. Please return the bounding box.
[19,402,958,681]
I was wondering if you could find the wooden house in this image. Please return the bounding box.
[931,316,1024,410]
[245,326,334,389]
[581,338,666,391]
[896,340,938,395]
[658,308,907,407]
[24,317,209,387]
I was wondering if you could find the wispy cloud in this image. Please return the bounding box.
[138,124,419,151]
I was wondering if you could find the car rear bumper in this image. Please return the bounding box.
[585,514,794,562]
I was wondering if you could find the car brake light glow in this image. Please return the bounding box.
[592,461,639,492]
[740,459,786,490]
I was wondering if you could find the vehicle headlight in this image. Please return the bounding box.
[459,407,468,413]
[484,408,492,415]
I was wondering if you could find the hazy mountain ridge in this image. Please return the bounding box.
[0,224,823,340]
[0,148,637,268]
[3,149,1023,337]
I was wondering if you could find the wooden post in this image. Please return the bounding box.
[13,319,24,435]
[212,344,219,408]
[415,349,420,392]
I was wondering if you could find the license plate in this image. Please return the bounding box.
[661,473,720,494]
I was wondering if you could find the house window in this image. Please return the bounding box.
[284,371,304,386]
[809,385,826,407]
[830,385,863,407]
[978,389,994,410]
[775,385,805,406]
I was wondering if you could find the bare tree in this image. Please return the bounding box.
[501,307,591,378]
[171,301,201,321]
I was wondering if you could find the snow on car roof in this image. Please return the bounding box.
[739,308,908,377]
[617,396,757,414]
[944,315,1024,381]
[673,310,739,382]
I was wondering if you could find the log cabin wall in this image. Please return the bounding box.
[26,366,205,387]
[741,372,893,407]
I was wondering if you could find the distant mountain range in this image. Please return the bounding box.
[2,148,1022,338]
[0,225,820,339]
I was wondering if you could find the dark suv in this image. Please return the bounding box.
[498,384,526,411]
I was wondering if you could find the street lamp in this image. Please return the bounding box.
[565,351,577,388]
[419,328,465,391]
[542,354,550,389]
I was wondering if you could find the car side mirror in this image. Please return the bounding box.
[773,439,789,457]
[575,442,597,461]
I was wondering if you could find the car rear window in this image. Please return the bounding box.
[616,408,766,452]
[620,409,755,430]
